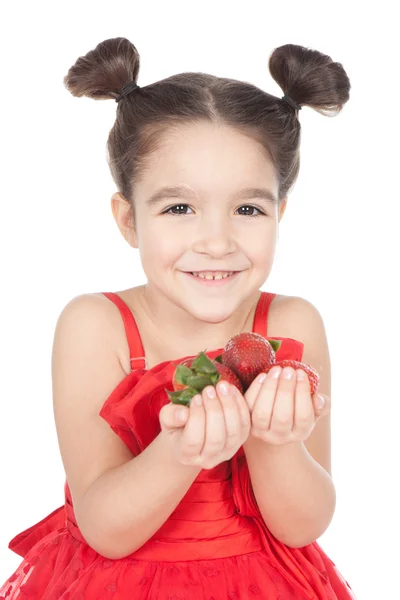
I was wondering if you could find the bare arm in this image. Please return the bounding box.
[243,438,335,548]
[52,294,200,560]
[243,296,336,548]
[77,430,201,559]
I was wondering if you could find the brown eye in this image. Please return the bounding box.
[236,205,265,217]
[163,204,193,215]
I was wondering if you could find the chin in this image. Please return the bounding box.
[180,297,242,324]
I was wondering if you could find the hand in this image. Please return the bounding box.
[239,365,331,446]
[160,381,251,469]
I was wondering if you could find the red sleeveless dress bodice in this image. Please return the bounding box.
[0,291,356,599]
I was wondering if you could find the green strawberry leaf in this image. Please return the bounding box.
[187,374,213,391]
[209,372,221,385]
[191,351,218,374]
[214,354,223,363]
[165,388,185,400]
[165,387,197,406]
[174,364,194,385]
[268,339,282,352]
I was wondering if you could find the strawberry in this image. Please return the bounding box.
[213,362,243,394]
[167,352,243,406]
[268,360,320,395]
[218,332,282,392]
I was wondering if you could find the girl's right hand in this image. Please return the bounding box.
[159,381,251,469]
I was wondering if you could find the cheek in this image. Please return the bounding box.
[245,232,276,262]
[139,229,183,270]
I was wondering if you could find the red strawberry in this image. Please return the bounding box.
[269,360,320,394]
[212,362,243,394]
[167,352,242,406]
[219,332,282,392]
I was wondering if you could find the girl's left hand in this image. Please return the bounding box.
[237,365,331,446]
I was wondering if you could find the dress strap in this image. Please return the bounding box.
[252,291,276,337]
[101,292,148,370]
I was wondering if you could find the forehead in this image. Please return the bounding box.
[136,121,278,201]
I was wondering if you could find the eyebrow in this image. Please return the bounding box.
[145,185,278,207]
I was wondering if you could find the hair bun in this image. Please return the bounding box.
[269,44,351,116]
[63,37,140,102]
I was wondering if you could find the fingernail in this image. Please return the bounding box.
[296,369,306,381]
[206,386,216,398]
[258,373,267,384]
[193,395,202,406]
[283,367,294,380]
[219,382,229,395]
[316,394,325,409]
[271,367,281,378]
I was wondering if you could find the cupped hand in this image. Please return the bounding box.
[160,380,251,469]
[239,365,331,446]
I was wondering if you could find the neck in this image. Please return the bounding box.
[137,283,262,357]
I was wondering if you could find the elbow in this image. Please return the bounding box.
[78,521,140,560]
[267,526,317,549]
[76,516,119,559]
[274,514,336,549]
[281,534,322,549]
[74,502,126,560]
[267,497,337,549]
[75,504,146,560]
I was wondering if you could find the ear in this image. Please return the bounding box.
[111,192,138,248]
[278,197,288,222]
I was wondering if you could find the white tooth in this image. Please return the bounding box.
[193,271,233,280]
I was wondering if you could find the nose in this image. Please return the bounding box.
[191,214,238,257]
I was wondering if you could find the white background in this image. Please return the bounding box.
[1,1,399,598]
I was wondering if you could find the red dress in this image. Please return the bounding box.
[0,291,356,600]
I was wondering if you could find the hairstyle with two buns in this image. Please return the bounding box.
[64,37,351,227]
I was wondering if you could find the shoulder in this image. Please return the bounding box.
[268,294,326,341]
[57,292,123,328]
[268,293,330,376]
[55,292,129,372]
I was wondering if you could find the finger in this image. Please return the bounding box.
[159,402,189,431]
[180,394,206,459]
[244,371,268,412]
[231,385,251,430]
[213,384,242,449]
[252,366,281,430]
[312,392,331,417]
[270,366,295,432]
[293,368,314,432]
[202,382,227,457]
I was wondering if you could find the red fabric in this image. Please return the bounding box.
[0,291,356,599]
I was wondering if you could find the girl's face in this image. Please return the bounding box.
[124,121,285,324]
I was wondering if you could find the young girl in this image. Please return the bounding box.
[0,37,356,599]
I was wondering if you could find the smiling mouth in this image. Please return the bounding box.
[182,271,241,285]
[190,271,235,278]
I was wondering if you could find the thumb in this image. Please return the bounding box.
[313,393,330,417]
[159,402,190,431]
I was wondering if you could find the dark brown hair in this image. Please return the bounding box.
[64,37,351,225]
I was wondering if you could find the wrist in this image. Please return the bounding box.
[243,435,304,455]
[158,430,203,475]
